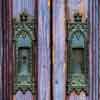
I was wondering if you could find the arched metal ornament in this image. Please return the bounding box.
[67,13,88,94]
[13,11,36,94]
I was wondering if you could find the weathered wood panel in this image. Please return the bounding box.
[16,91,24,100]
[89,0,99,100]
[69,92,88,100]
[13,0,35,16]
[24,91,33,100]
[16,91,33,100]
[2,0,13,100]
[69,96,88,100]
[99,1,100,100]
[94,1,99,100]
[88,0,93,99]
[53,0,65,100]
[0,0,2,99]
[38,0,50,100]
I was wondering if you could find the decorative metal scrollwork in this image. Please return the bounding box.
[13,11,36,94]
[66,12,88,94]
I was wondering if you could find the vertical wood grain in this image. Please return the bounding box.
[16,91,24,100]
[99,1,100,99]
[2,0,13,100]
[0,0,2,99]
[38,0,51,100]
[93,0,99,99]
[2,0,9,99]
[24,91,33,100]
[53,0,66,100]
[89,0,99,99]
[88,0,93,99]
[13,0,35,17]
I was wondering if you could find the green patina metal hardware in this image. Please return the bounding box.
[13,11,36,94]
[66,12,88,94]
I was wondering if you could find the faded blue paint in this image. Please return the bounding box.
[71,33,85,48]
[53,0,65,100]
[13,0,35,16]
[38,0,50,100]
[89,0,99,100]
[16,91,32,100]
[91,0,99,100]
[88,0,93,99]
[16,91,24,100]
[94,0,99,100]
[68,0,88,20]
[25,91,32,100]
[70,95,88,100]
[16,34,32,47]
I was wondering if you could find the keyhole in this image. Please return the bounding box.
[23,56,27,63]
